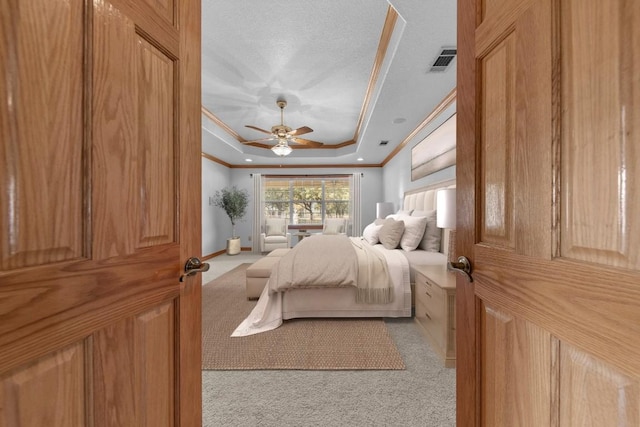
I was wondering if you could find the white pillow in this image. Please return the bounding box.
[378,218,405,250]
[399,215,428,251]
[265,218,286,236]
[412,210,441,252]
[323,218,345,234]
[362,221,384,245]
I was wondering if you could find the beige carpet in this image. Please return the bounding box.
[202,263,405,370]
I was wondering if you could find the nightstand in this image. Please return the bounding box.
[412,264,457,368]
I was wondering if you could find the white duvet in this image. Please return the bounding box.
[231,239,409,337]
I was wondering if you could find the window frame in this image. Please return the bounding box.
[263,175,351,228]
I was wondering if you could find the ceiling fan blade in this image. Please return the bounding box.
[241,137,274,144]
[245,125,273,135]
[290,126,313,136]
[290,137,324,147]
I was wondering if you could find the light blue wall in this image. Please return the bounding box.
[201,158,231,256]
[381,102,457,211]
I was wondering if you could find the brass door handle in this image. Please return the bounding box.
[179,257,210,282]
[447,256,473,282]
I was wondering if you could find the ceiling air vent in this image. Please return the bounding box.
[429,47,457,72]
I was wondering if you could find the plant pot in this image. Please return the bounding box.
[226,237,241,255]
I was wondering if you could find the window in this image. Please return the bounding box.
[264,176,350,226]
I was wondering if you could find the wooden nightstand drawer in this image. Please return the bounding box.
[415,278,444,316]
[414,298,430,333]
[415,279,446,350]
[412,264,456,368]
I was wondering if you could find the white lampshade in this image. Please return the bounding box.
[436,188,456,228]
[376,202,394,219]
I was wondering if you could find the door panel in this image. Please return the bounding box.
[481,304,552,426]
[136,303,175,425]
[457,0,640,425]
[92,2,138,259]
[0,0,85,270]
[0,343,85,426]
[93,303,175,427]
[560,0,640,269]
[137,38,176,248]
[560,342,640,426]
[480,34,516,250]
[0,0,201,425]
[92,3,179,258]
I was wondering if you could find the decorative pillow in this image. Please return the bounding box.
[413,210,441,252]
[362,220,384,245]
[265,218,286,236]
[396,209,413,216]
[323,218,345,234]
[378,218,405,250]
[399,215,429,251]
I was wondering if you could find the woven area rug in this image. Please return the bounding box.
[202,263,405,370]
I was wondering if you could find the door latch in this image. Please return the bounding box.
[447,256,473,282]
[179,257,210,282]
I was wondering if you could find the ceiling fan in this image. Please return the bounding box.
[242,100,324,156]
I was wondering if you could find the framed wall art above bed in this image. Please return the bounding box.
[411,113,457,181]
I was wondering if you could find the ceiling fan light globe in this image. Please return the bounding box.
[271,144,292,156]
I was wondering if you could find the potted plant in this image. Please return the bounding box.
[212,186,249,255]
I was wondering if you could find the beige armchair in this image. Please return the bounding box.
[260,218,291,252]
[322,218,348,235]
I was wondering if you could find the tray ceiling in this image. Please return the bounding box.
[201,0,457,166]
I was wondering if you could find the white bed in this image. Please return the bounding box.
[232,179,455,336]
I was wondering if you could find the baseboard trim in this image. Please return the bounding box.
[203,247,253,260]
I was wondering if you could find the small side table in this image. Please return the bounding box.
[292,231,311,243]
[412,264,457,368]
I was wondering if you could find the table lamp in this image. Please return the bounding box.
[436,188,456,263]
[376,202,395,219]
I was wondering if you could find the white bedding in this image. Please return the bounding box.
[231,242,410,337]
[232,181,455,337]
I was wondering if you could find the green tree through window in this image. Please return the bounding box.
[264,176,350,226]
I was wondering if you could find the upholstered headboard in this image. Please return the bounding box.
[403,179,456,256]
[403,178,456,212]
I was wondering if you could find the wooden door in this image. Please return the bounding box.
[0,0,202,425]
[457,0,640,425]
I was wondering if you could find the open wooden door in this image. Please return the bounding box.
[0,0,202,425]
[457,0,640,425]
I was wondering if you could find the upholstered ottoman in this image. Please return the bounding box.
[266,248,290,257]
[245,255,282,299]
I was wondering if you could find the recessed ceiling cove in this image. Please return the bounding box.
[201,0,457,166]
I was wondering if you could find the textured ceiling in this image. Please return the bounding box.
[201,0,457,166]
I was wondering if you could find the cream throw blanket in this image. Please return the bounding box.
[269,235,393,304]
[351,237,394,304]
